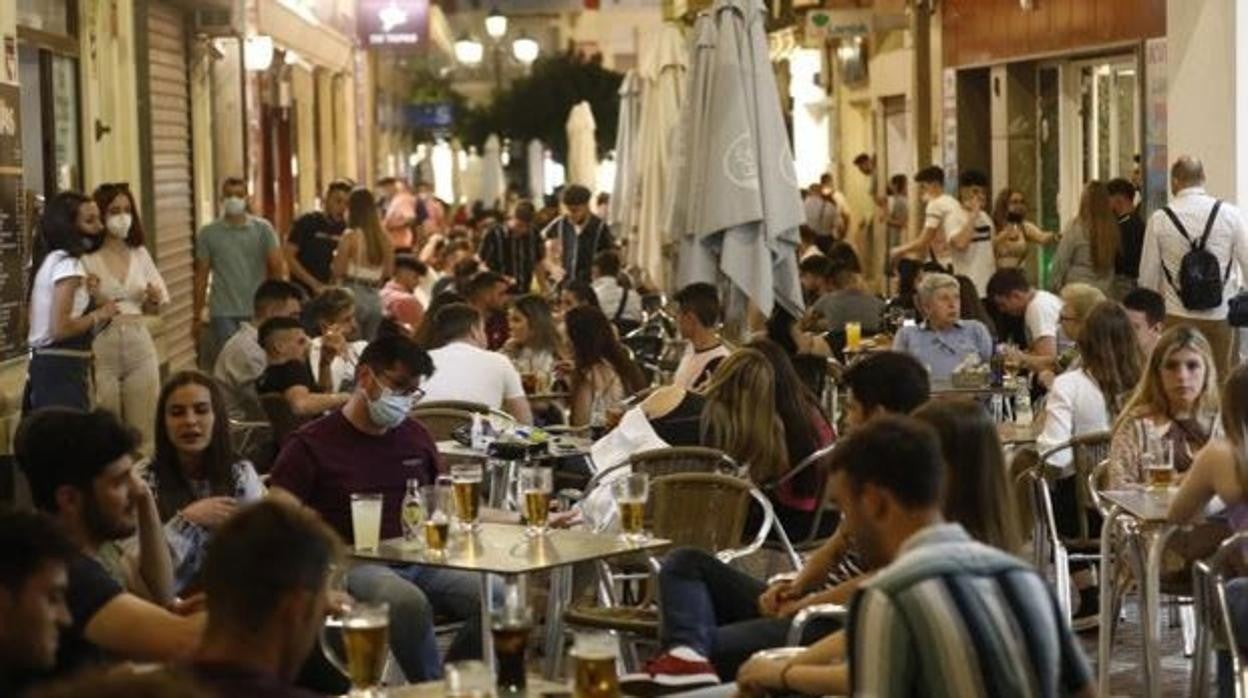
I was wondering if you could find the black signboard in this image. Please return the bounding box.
[0,82,25,362]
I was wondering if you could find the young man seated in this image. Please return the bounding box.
[214,279,304,421]
[306,287,368,393]
[591,250,643,333]
[807,245,886,335]
[16,409,205,680]
[734,416,1094,698]
[1123,286,1165,357]
[987,267,1067,373]
[380,255,428,332]
[671,282,731,392]
[0,510,75,697]
[256,316,350,418]
[417,303,533,424]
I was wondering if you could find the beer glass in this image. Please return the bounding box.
[349,493,383,552]
[519,465,553,537]
[423,480,453,554]
[612,473,649,543]
[1142,434,1176,491]
[845,321,862,351]
[451,463,484,531]
[445,660,494,698]
[571,632,619,698]
[322,601,390,696]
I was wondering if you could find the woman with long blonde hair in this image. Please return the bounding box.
[1049,181,1121,294]
[699,348,788,485]
[1107,324,1220,489]
[332,187,395,340]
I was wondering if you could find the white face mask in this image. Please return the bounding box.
[223,196,247,217]
[106,214,132,239]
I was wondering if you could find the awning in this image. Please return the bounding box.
[256,0,355,72]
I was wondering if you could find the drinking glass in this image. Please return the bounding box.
[422,480,453,555]
[612,473,649,543]
[349,493,384,552]
[491,604,533,694]
[451,463,484,531]
[845,321,862,351]
[321,601,389,696]
[1142,434,1176,491]
[445,660,494,698]
[519,465,554,537]
[571,632,620,698]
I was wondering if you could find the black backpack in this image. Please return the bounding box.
[1161,201,1230,311]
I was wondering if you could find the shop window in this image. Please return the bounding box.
[17,0,82,199]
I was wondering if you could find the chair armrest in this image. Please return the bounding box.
[786,603,848,646]
[767,572,799,586]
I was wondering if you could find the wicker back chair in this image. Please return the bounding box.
[410,407,477,442]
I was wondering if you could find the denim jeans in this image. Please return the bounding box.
[23,353,91,415]
[658,548,841,680]
[347,563,501,682]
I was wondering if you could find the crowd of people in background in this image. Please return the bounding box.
[8,148,1248,698]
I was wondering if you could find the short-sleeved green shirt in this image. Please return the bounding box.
[195,216,278,318]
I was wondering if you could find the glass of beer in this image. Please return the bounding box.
[422,481,452,555]
[321,601,389,696]
[845,321,862,351]
[519,465,553,537]
[571,632,619,698]
[451,463,484,532]
[612,473,649,543]
[520,371,538,395]
[1142,436,1176,491]
[349,493,384,552]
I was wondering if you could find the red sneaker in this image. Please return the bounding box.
[620,650,720,696]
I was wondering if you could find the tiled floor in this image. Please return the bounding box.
[1083,600,1198,697]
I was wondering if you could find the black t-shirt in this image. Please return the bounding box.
[258,360,318,396]
[289,212,346,289]
[651,391,707,446]
[1116,211,1146,278]
[56,553,123,677]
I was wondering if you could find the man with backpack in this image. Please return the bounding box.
[1139,155,1248,377]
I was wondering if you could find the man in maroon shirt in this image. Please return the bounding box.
[269,335,487,681]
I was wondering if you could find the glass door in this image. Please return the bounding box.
[1073,56,1140,184]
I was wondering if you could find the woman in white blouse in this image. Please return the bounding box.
[83,184,170,452]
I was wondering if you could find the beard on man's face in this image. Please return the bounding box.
[83,493,136,542]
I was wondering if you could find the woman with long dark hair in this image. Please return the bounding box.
[1049,180,1121,294]
[503,294,563,376]
[332,187,395,340]
[24,191,117,413]
[564,305,647,428]
[84,183,169,453]
[142,370,264,593]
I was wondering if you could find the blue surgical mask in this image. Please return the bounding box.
[367,386,413,431]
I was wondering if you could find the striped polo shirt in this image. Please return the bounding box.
[848,523,1092,698]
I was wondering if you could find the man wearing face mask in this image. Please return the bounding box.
[268,334,493,681]
[194,177,287,369]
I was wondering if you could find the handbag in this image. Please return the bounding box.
[1229,291,1248,327]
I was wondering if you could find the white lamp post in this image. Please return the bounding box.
[454,34,484,66]
[511,34,540,66]
[243,35,274,72]
[484,7,508,41]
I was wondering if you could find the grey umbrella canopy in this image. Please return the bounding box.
[670,0,804,319]
[611,70,642,249]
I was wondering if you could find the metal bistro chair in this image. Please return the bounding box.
[228,417,275,473]
[1016,431,1111,622]
[1191,531,1248,697]
[763,442,839,569]
[552,472,790,676]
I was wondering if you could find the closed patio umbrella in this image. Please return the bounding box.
[672,0,804,319]
[565,101,599,190]
[527,139,546,200]
[480,134,505,211]
[462,146,483,207]
[611,70,642,254]
[634,24,687,291]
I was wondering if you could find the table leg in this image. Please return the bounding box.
[481,574,497,673]
[1142,525,1177,698]
[1097,506,1122,697]
[543,566,573,679]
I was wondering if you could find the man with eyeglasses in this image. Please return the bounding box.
[268,334,489,682]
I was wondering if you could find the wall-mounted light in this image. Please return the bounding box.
[485,7,508,40]
[244,35,274,71]
[512,34,540,65]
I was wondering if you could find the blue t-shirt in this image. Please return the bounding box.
[195,216,278,318]
[892,319,994,381]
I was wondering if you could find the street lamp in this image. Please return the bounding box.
[511,34,539,66]
[454,33,484,66]
[485,7,508,41]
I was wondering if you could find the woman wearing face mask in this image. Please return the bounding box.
[991,188,1056,270]
[24,191,119,413]
[142,371,265,593]
[83,183,170,453]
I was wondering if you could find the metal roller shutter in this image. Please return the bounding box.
[147,2,196,371]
